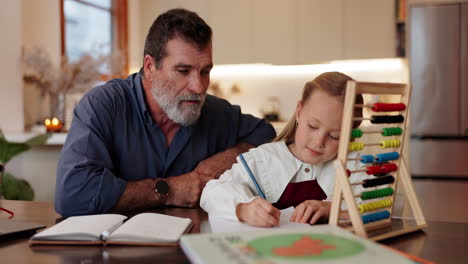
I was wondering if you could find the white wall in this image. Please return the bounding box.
[128,1,144,73]
[0,0,24,132]
[4,0,62,202]
[22,0,65,129]
[211,59,409,121]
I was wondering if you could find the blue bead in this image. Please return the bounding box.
[362,210,390,224]
[360,155,374,163]
[376,152,400,162]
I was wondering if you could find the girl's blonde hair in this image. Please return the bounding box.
[274,72,363,144]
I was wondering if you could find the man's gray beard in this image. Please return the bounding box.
[151,82,205,126]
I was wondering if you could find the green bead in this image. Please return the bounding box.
[361,187,394,200]
[381,127,403,136]
[351,129,363,138]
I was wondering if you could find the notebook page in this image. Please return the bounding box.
[209,207,309,233]
[31,214,127,241]
[107,213,192,243]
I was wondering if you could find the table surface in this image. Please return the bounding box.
[1,200,466,264]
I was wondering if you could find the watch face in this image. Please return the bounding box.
[155,180,169,195]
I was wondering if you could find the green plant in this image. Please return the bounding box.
[0,129,50,200]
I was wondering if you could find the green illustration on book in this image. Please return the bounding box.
[246,233,365,261]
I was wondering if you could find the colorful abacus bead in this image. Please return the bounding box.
[381,163,398,173]
[360,155,374,163]
[376,152,400,162]
[361,187,394,200]
[366,165,382,175]
[380,139,401,148]
[358,198,393,213]
[381,127,403,136]
[362,175,395,188]
[351,129,363,138]
[371,103,406,112]
[366,163,398,175]
[362,210,391,224]
[349,142,364,151]
[371,115,404,124]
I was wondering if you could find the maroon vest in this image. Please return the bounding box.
[273,180,327,209]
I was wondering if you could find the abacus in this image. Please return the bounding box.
[328,81,427,241]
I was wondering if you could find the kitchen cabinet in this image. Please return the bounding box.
[342,0,395,60]
[296,0,344,64]
[251,0,297,65]
[146,0,210,19]
[140,0,397,65]
[208,0,253,64]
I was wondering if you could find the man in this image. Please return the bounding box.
[55,9,275,217]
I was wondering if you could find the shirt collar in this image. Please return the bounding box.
[133,72,152,123]
[279,142,307,171]
[279,141,324,177]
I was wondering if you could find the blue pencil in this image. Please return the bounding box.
[239,154,266,199]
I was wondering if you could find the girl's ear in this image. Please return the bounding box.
[295,101,303,124]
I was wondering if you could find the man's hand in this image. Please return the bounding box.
[165,142,254,208]
[236,198,280,227]
[164,172,205,207]
[290,200,331,224]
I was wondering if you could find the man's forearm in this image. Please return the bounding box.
[109,178,162,213]
[195,142,254,180]
[110,142,255,212]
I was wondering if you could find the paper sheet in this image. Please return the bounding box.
[209,207,310,233]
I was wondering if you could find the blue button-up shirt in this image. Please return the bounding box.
[55,73,276,217]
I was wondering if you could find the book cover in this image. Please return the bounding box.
[180,225,415,264]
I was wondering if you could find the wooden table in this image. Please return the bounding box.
[1,200,466,264]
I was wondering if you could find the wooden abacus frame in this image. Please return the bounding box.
[328,81,427,241]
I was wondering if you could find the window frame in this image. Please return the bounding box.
[60,0,128,77]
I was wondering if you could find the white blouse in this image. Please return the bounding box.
[200,141,368,221]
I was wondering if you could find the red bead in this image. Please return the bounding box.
[371,103,407,112]
[366,165,382,175]
[382,163,398,173]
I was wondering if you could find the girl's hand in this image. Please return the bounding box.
[236,198,280,227]
[290,200,331,224]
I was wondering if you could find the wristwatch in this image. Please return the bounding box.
[154,179,170,197]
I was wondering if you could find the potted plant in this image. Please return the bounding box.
[0,130,49,200]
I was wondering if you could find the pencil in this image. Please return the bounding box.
[239,154,266,199]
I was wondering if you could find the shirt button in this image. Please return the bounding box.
[305,168,310,173]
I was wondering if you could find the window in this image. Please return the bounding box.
[60,0,128,74]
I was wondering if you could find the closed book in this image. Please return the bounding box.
[180,225,415,264]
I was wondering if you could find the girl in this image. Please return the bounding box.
[200,72,366,227]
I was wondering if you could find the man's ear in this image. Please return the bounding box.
[143,55,156,80]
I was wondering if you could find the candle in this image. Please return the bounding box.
[44,117,63,132]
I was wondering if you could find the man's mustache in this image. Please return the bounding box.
[178,93,205,103]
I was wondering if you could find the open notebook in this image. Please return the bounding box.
[30,212,192,246]
[208,207,309,233]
